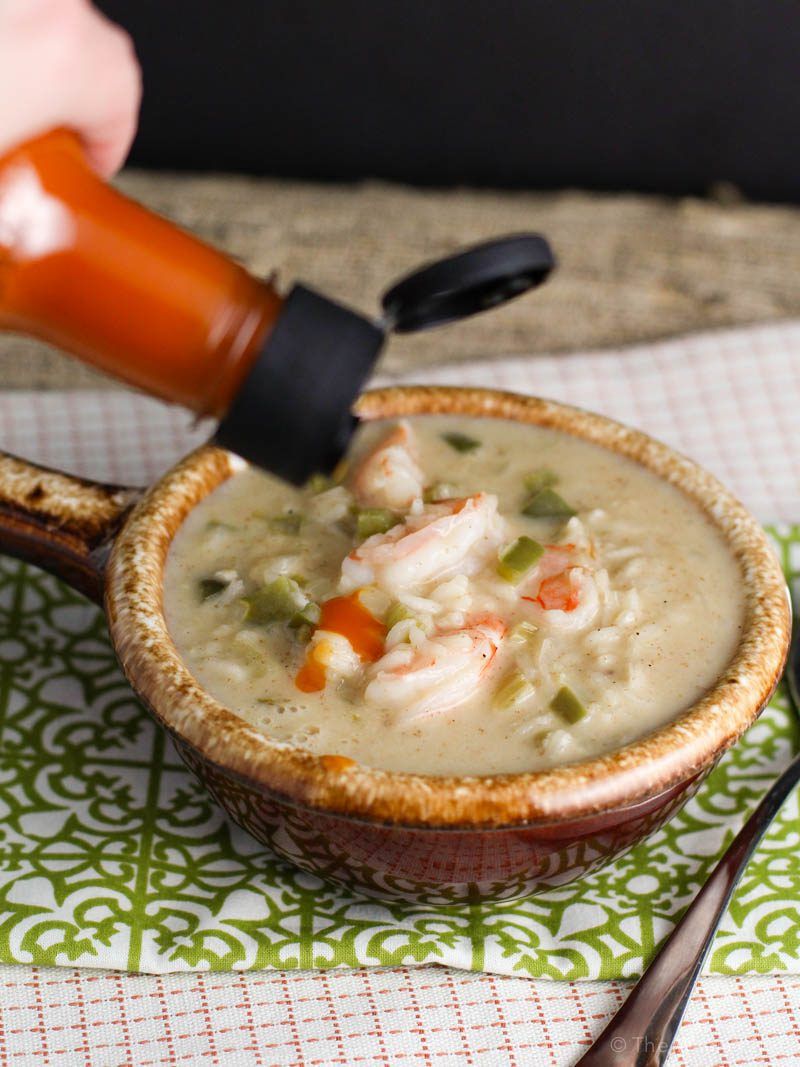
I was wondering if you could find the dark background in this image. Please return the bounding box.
[98,1,800,202]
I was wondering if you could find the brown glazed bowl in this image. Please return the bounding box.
[0,387,790,905]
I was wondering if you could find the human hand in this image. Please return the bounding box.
[0,0,141,176]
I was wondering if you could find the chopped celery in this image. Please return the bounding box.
[493,671,536,711]
[524,468,558,494]
[441,431,481,453]
[242,577,305,625]
[497,536,545,583]
[306,472,334,494]
[269,512,303,535]
[550,685,587,723]
[385,601,416,630]
[522,487,576,519]
[198,576,228,601]
[290,601,321,629]
[508,620,539,645]
[243,577,320,635]
[356,507,399,540]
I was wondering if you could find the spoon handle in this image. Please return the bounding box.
[576,749,800,1067]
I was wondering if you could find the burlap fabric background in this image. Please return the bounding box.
[2,173,800,388]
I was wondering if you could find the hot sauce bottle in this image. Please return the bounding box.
[0,130,554,483]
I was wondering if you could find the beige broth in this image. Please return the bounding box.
[163,416,745,776]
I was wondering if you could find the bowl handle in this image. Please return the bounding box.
[0,451,141,604]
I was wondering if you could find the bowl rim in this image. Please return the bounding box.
[104,385,791,828]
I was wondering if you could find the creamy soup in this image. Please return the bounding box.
[163,416,745,776]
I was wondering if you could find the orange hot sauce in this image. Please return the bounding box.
[295,657,327,694]
[0,130,283,417]
[295,593,387,692]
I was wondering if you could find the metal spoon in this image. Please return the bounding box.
[576,590,799,1067]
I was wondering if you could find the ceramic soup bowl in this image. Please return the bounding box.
[0,387,789,905]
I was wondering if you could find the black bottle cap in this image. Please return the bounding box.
[214,235,554,484]
[214,284,383,485]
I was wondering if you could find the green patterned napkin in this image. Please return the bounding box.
[0,528,797,978]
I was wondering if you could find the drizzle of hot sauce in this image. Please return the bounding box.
[318,594,387,662]
[294,656,327,693]
[294,591,387,692]
[319,754,357,773]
